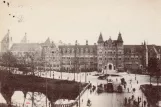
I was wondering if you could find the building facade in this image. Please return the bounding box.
[1,30,161,72]
[59,40,97,72]
[97,32,124,72]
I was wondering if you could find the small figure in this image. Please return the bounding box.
[144,100,147,107]
[87,99,91,107]
[131,95,134,100]
[128,97,131,104]
[53,74,54,79]
[127,88,129,93]
[124,97,127,105]
[133,88,136,93]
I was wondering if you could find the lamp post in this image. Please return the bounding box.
[74,40,78,81]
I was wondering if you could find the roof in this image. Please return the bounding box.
[59,45,96,49]
[97,33,104,43]
[20,33,27,43]
[2,30,10,43]
[124,45,143,54]
[156,46,161,54]
[104,40,117,46]
[124,45,161,55]
[10,43,42,52]
[117,32,123,42]
[59,45,97,54]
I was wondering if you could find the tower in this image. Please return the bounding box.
[97,32,104,72]
[1,29,12,52]
[21,33,27,43]
[116,32,124,71]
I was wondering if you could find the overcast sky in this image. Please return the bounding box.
[0,0,161,45]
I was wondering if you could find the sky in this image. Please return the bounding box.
[0,0,161,45]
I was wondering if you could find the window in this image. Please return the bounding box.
[86,48,88,53]
[81,48,83,53]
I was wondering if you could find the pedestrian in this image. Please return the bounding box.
[127,88,129,93]
[132,95,134,100]
[144,100,147,107]
[128,97,131,104]
[139,97,141,102]
[137,80,138,84]
[138,96,140,103]
[53,74,54,79]
[124,97,127,106]
[133,100,136,106]
[133,88,136,93]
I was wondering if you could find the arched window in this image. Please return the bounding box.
[90,48,93,53]
[86,48,88,53]
[72,48,74,53]
[77,48,79,53]
[67,48,70,53]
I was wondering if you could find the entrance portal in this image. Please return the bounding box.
[109,64,112,70]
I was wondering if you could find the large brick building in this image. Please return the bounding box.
[1,30,161,72]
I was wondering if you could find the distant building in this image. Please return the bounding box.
[59,40,97,72]
[41,38,61,71]
[1,30,161,72]
[97,32,124,72]
[1,30,12,53]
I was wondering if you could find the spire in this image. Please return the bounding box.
[21,33,27,43]
[2,29,10,42]
[143,40,146,46]
[97,32,104,43]
[44,37,50,44]
[86,40,88,45]
[75,40,77,45]
[117,32,123,43]
[109,36,112,41]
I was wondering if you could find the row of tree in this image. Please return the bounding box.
[0,51,45,75]
[148,57,161,85]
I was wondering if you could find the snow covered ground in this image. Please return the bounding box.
[0,70,158,107]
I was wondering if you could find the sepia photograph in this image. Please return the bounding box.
[0,0,161,107]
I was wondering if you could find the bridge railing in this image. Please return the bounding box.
[54,83,90,107]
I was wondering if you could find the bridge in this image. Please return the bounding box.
[0,70,87,107]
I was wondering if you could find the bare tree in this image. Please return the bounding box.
[148,57,160,85]
[1,51,17,73]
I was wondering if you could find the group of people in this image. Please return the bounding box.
[124,95,148,107]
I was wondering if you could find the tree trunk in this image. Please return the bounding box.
[32,92,34,107]
[150,75,152,85]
